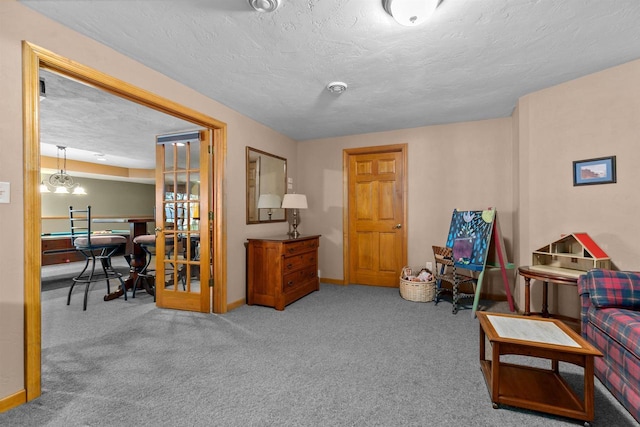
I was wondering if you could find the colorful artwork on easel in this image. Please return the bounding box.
[445,209,496,270]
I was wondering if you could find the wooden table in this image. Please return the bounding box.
[93,218,155,300]
[477,311,602,425]
[518,266,580,321]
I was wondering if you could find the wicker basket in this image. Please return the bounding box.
[399,277,436,302]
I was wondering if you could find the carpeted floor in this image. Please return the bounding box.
[1,266,637,426]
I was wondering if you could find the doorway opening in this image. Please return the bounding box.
[23,41,227,402]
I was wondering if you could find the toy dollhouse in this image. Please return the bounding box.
[531,233,611,277]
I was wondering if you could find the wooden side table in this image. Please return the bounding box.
[518,266,580,326]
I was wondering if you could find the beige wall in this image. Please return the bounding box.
[0,0,295,402]
[3,0,640,411]
[41,178,155,233]
[516,58,640,318]
[297,118,515,297]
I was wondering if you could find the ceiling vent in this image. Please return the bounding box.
[249,0,280,13]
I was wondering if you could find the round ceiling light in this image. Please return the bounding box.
[249,0,280,13]
[326,82,348,94]
[383,0,439,27]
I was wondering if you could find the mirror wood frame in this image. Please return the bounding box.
[246,146,287,224]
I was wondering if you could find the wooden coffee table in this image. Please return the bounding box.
[476,311,602,425]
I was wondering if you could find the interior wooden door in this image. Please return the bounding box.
[347,147,407,287]
[155,130,211,312]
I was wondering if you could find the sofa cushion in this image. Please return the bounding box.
[588,306,640,363]
[74,234,127,248]
[584,269,640,310]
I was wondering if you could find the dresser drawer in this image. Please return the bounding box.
[283,238,318,256]
[283,266,318,292]
[283,251,317,273]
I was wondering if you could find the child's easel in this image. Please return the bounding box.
[445,208,514,316]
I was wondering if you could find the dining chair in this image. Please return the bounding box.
[432,245,478,314]
[68,206,127,310]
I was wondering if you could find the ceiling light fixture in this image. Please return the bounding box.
[41,146,87,195]
[383,0,439,27]
[326,81,348,94]
[249,0,280,13]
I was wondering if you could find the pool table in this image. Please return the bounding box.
[41,231,130,266]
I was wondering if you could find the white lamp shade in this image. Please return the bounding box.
[384,0,438,26]
[281,194,308,209]
[72,186,87,195]
[257,193,282,209]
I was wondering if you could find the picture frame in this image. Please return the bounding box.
[573,156,616,186]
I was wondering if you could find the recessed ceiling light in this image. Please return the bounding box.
[249,0,280,13]
[94,153,107,161]
[326,82,348,94]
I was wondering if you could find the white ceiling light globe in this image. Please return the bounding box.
[384,0,439,27]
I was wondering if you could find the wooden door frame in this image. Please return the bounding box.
[342,144,408,285]
[22,41,227,402]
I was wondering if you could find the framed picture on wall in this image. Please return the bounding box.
[573,156,616,186]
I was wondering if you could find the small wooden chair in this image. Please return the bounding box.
[432,245,477,314]
[68,206,127,310]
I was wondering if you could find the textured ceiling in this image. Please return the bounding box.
[23,0,640,160]
[39,69,196,171]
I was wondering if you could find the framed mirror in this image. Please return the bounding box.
[246,147,287,224]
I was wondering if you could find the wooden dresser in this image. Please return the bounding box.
[247,235,320,310]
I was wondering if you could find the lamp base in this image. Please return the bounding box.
[290,211,300,238]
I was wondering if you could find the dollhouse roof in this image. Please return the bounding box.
[536,233,610,260]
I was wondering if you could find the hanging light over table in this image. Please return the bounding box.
[41,146,87,195]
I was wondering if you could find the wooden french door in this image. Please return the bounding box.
[346,145,407,287]
[155,130,211,312]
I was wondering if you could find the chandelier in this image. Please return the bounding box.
[40,146,87,195]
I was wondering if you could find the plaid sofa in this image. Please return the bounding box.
[578,269,640,423]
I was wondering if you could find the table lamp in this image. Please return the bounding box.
[281,193,307,238]
[257,193,282,220]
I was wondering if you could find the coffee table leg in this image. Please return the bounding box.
[584,355,595,422]
[491,342,500,407]
[479,325,486,362]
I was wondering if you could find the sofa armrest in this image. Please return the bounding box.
[580,269,640,310]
